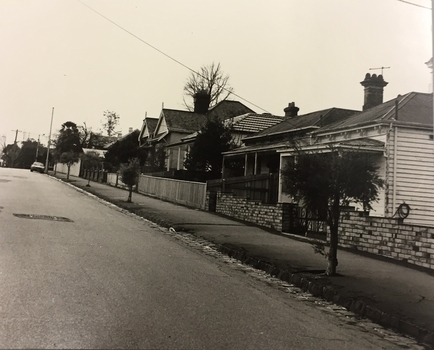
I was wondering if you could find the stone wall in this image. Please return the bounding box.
[214,192,286,231]
[208,191,434,271]
[339,211,434,270]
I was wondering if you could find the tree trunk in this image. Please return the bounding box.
[326,194,341,276]
[67,165,70,180]
[127,186,133,203]
[326,225,338,275]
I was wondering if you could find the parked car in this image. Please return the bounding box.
[30,162,45,173]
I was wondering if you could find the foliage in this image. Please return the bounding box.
[104,130,147,170]
[120,158,141,203]
[184,117,233,178]
[281,145,384,275]
[1,143,20,167]
[59,151,80,180]
[14,139,38,169]
[55,121,83,154]
[81,151,102,186]
[102,110,120,137]
[183,62,233,110]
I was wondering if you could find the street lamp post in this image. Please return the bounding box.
[45,107,54,173]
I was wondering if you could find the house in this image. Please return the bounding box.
[139,91,255,172]
[165,112,285,172]
[222,103,359,178]
[221,73,434,227]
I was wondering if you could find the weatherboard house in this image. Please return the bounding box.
[139,92,255,173]
[208,73,434,270]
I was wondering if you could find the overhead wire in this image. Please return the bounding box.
[76,0,269,112]
[395,0,431,9]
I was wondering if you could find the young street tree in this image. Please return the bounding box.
[81,151,102,186]
[281,146,384,275]
[183,62,233,111]
[59,151,80,180]
[184,117,233,179]
[102,111,120,137]
[120,158,141,203]
[104,130,147,170]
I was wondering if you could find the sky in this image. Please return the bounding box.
[0,0,432,147]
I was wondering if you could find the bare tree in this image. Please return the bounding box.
[102,111,120,137]
[183,62,233,110]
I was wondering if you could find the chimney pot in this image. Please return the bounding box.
[193,90,211,114]
[284,102,299,117]
[360,73,388,111]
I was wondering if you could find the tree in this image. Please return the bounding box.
[55,121,82,154]
[184,117,233,178]
[120,158,141,203]
[183,62,233,111]
[79,122,110,149]
[59,151,80,180]
[81,151,102,186]
[281,145,384,275]
[1,143,20,167]
[104,130,147,170]
[14,139,38,169]
[102,111,120,137]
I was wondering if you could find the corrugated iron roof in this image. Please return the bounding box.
[315,92,433,134]
[230,113,284,133]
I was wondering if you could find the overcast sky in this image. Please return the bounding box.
[1,0,432,146]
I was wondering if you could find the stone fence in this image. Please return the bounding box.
[208,191,434,271]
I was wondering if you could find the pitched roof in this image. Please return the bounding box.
[160,109,208,134]
[315,92,433,134]
[245,107,359,141]
[208,100,256,119]
[229,113,284,133]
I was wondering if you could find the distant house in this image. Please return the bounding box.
[222,73,434,226]
[165,112,284,172]
[139,92,255,172]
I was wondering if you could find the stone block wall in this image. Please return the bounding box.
[215,192,285,231]
[339,211,434,270]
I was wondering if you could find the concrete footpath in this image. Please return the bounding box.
[51,172,434,347]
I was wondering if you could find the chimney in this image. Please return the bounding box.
[128,127,133,133]
[360,73,388,111]
[193,90,211,114]
[284,102,299,118]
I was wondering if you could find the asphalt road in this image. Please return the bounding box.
[0,168,423,349]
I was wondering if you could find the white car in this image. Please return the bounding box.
[30,162,45,173]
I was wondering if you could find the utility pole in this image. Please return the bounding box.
[35,135,40,161]
[11,129,22,144]
[45,107,54,173]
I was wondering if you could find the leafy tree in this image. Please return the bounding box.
[59,151,80,180]
[120,158,141,203]
[1,143,20,167]
[184,117,233,178]
[55,121,82,154]
[81,151,102,186]
[14,139,38,169]
[281,145,384,275]
[102,110,120,137]
[104,130,147,170]
[183,62,233,111]
[79,122,111,150]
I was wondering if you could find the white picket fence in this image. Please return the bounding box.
[106,173,207,209]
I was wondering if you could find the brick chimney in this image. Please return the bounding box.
[360,73,388,111]
[284,102,299,118]
[193,90,211,114]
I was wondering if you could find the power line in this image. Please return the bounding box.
[76,0,269,112]
[396,0,431,10]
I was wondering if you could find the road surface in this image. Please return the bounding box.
[0,168,424,349]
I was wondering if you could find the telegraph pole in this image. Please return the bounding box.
[44,107,54,173]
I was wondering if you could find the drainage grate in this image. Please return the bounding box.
[13,214,73,222]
